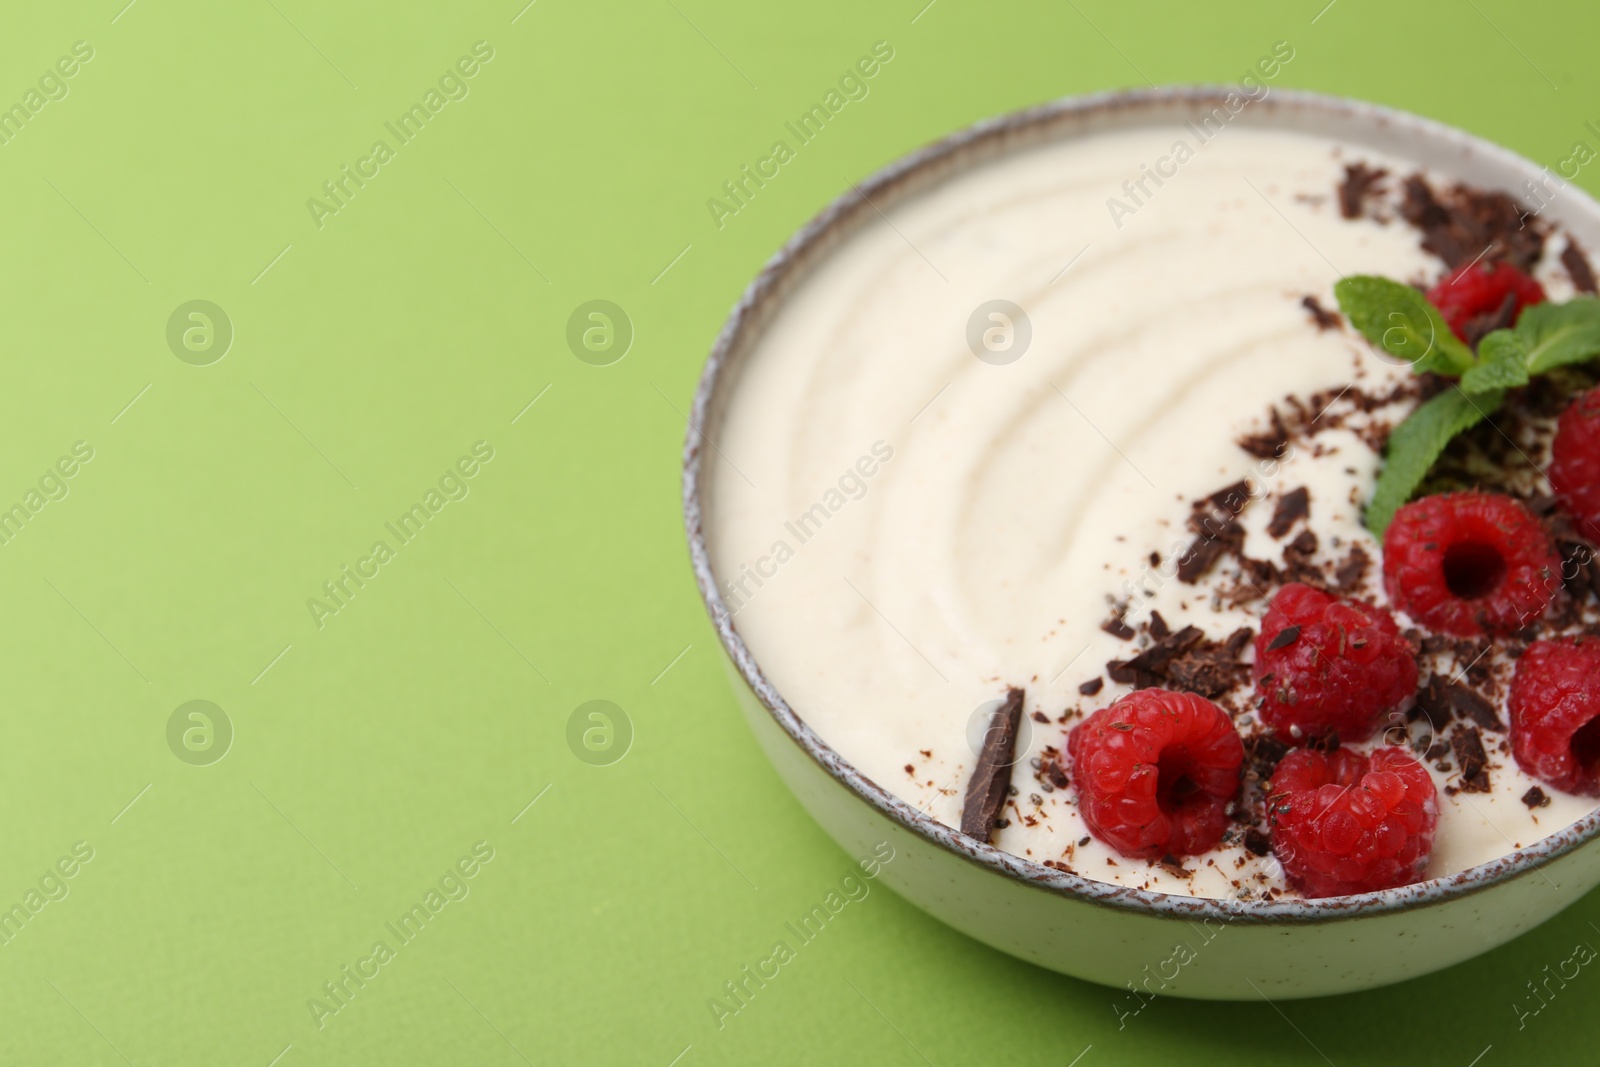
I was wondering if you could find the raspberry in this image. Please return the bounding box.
[1253,583,1418,742]
[1510,637,1600,796]
[1425,261,1545,344]
[1067,689,1243,860]
[1267,745,1439,897]
[1550,387,1600,543]
[1382,492,1560,636]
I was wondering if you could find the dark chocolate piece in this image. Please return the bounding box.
[1522,786,1551,809]
[1101,613,1136,640]
[1398,171,1544,272]
[1243,828,1271,856]
[1451,727,1492,793]
[1266,625,1301,652]
[1338,162,1386,219]
[1333,545,1371,593]
[1267,487,1311,539]
[1415,674,1503,732]
[1563,239,1598,294]
[960,687,1025,842]
[1300,295,1342,330]
[1237,408,1291,460]
[1078,677,1104,696]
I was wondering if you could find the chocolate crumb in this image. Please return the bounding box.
[904,763,915,776]
[1243,828,1271,856]
[1300,295,1342,331]
[960,687,1025,842]
[1030,710,1049,724]
[1522,786,1551,809]
[1078,677,1104,696]
[1268,487,1311,539]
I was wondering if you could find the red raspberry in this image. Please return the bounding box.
[1550,387,1600,543]
[1067,689,1243,860]
[1267,745,1439,898]
[1510,637,1600,796]
[1382,492,1559,636]
[1425,261,1545,344]
[1253,583,1418,742]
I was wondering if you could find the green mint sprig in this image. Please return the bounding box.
[1332,276,1600,537]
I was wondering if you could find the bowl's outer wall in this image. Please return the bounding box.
[726,659,1600,999]
[690,88,1600,1000]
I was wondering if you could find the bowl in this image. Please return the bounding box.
[682,86,1600,1000]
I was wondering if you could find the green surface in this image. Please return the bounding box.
[2,0,1598,1063]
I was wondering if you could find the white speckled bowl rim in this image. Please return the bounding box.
[683,85,1600,924]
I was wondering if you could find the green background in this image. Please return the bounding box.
[1,0,1596,1063]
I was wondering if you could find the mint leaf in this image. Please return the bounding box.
[1514,297,1600,375]
[1367,386,1504,537]
[1334,275,1475,377]
[1460,330,1530,393]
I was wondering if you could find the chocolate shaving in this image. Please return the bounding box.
[1078,677,1104,696]
[1267,487,1310,539]
[1300,295,1342,331]
[960,687,1025,842]
[1149,611,1171,640]
[1242,828,1271,857]
[1338,162,1387,219]
[1451,727,1492,793]
[1522,786,1551,809]
[1563,239,1598,294]
[1266,625,1301,652]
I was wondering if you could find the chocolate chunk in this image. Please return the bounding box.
[1451,727,1492,793]
[1415,674,1502,732]
[1267,487,1311,539]
[1149,611,1171,640]
[1563,239,1598,294]
[1522,786,1551,809]
[1243,828,1271,856]
[1398,171,1544,272]
[1030,710,1049,724]
[1333,545,1371,593]
[1300,295,1342,330]
[1120,626,1205,674]
[1223,627,1254,658]
[1338,162,1387,219]
[1101,613,1135,640]
[961,687,1025,843]
[1195,481,1254,523]
[1078,677,1104,696]
[1176,533,1231,584]
[1266,625,1301,652]
[1237,408,1290,460]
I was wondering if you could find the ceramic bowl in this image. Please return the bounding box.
[682,86,1600,999]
